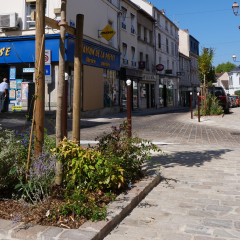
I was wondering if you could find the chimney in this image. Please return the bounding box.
[162,9,165,15]
[184,29,188,32]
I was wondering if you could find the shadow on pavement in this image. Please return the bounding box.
[146,148,233,170]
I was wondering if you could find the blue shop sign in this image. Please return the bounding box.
[67,38,120,71]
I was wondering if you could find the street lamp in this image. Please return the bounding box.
[232,54,240,62]
[190,92,193,119]
[233,2,240,15]
[126,79,132,138]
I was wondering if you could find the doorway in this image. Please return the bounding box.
[151,84,155,107]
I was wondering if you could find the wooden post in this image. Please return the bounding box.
[34,0,45,156]
[55,0,67,185]
[56,0,67,146]
[72,14,84,145]
[204,74,207,115]
[190,92,193,119]
[62,76,68,138]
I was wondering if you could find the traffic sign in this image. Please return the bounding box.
[45,65,52,84]
[45,49,51,64]
[100,25,116,41]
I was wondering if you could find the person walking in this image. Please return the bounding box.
[0,78,9,112]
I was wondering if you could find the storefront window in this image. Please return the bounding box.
[159,84,164,107]
[103,69,119,108]
[140,84,146,98]
[132,80,138,109]
[120,80,127,110]
[167,85,173,106]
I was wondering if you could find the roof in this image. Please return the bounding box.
[215,72,225,79]
[137,8,156,22]
[122,0,140,10]
[221,80,229,89]
[190,35,199,44]
[229,66,240,73]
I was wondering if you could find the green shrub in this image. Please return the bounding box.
[0,125,17,189]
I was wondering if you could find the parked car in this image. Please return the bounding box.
[231,95,239,107]
[200,87,229,113]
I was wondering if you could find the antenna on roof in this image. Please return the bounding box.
[173,15,179,27]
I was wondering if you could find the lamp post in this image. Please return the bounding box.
[62,72,69,138]
[233,2,240,15]
[197,92,200,122]
[190,92,193,119]
[126,79,132,138]
[232,54,240,62]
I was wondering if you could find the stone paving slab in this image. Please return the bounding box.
[104,145,240,240]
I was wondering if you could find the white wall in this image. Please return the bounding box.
[179,29,189,56]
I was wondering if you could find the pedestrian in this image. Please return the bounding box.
[0,78,9,112]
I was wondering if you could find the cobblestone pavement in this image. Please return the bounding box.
[104,145,240,240]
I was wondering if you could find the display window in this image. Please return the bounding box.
[103,69,119,108]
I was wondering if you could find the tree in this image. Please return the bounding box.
[199,65,216,85]
[215,62,236,73]
[198,47,215,113]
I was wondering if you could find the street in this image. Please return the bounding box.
[1,108,240,240]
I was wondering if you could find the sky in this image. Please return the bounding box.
[150,0,240,67]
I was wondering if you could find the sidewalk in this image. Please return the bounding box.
[105,144,240,240]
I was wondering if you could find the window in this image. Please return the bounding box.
[108,20,114,47]
[167,60,169,69]
[159,57,161,64]
[121,6,127,30]
[131,46,136,67]
[131,13,135,34]
[171,42,174,55]
[146,54,149,70]
[194,43,195,50]
[165,20,168,30]
[180,57,183,69]
[175,44,178,57]
[108,0,112,3]
[122,43,128,65]
[170,25,173,35]
[144,28,147,41]
[140,52,143,61]
[175,29,177,38]
[166,38,169,53]
[229,76,233,85]
[158,33,161,48]
[191,41,193,48]
[172,62,174,74]
[149,31,152,44]
[157,14,160,25]
[27,2,36,28]
[137,24,141,39]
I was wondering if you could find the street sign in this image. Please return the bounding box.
[156,64,164,71]
[45,49,51,64]
[9,66,16,80]
[100,25,116,41]
[45,65,52,84]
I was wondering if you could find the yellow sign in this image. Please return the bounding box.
[100,25,116,41]
[12,106,22,112]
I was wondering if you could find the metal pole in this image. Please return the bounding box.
[72,14,84,145]
[62,73,68,138]
[34,0,45,156]
[126,79,132,138]
[190,92,193,119]
[198,93,200,122]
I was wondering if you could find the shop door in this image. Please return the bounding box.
[163,85,167,107]
[146,84,150,108]
[151,84,155,107]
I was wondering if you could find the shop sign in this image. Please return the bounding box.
[100,25,116,41]
[82,42,120,71]
[12,106,22,112]
[156,64,164,71]
[9,66,16,80]
[45,50,51,64]
[23,68,35,73]
[0,47,11,57]
[142,74,156,81]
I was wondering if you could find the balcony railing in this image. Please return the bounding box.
[131,61,136,67]
[131,27,135,34]
[123,59,128,65]
[122,22,126,30]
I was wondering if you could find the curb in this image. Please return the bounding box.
[0,174,161,240]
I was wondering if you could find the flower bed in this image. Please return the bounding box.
[0,121,161,229]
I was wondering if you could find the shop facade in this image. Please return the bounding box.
[0,34,121,116]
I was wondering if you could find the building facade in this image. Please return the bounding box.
[0,0,121,116]
[129,0,180,108]
[228,67,240,95]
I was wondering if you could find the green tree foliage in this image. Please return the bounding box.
[198,47,215,84]
[234,90,240,96]
[215,62,236,73]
